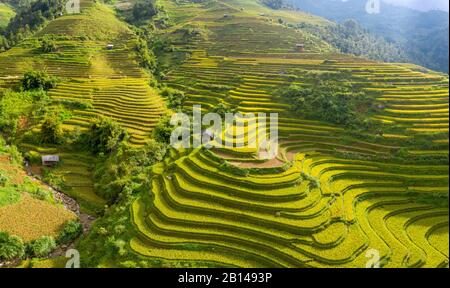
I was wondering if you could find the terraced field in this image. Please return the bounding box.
[0,0,447,268]
[0,0,165,212]
[127,0,449,268]
[0,0,165,144]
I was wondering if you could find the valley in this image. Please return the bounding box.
[0,0,448,268]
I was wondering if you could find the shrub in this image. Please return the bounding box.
[161,87,185,110]
[88,117,127,154]
[135,38,157,72]
[57,220,83,245]
[153,116,174,144]
[21,70,58,91]
[278,74,377,131]
[27,236,56,257]
[31,187,51,201]
[40,36,57,53]
[132,0,158,22]
[0,232,25,261]
[40,114,64,144]
[0,171,9,186]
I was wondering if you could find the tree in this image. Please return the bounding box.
[279,73,376,130]
[88,117,127,154]
[1,0,66,51]
[152,116,174,144]
[132,0,158,22]
[129,139,167,167]
[0,232,25,261]
[40,114,64,144]
[212,102,236,117]
[135,38,157,72]
[161,87,185,110]
[21,70,58,91]
[40,36,57,53]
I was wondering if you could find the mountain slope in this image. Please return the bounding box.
[0,0,448,268]
[287,0,450,73]
[0,0,165,214]
[80,0,449,268]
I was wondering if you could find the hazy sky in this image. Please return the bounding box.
[383,0,449,12]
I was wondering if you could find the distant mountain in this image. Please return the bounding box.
[287,0,449,73]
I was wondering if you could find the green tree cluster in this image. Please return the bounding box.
[279,73,377,130]
[0,0,66,51]
[88,116,128,155]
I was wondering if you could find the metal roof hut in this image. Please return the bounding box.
[42,155,60,166]
[106,44,114,50]
[295,43,305,52]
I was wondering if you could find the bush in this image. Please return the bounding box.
[27,236,56,257]
[41,36,57,53]
[40,114,64,144]
[278,74,377,131]
[135,38,157,72]
[0,232,25,261]
[132,0,158,22]
[31,187,51,201]
[21,70,58,91]
[161,87,185,110]
[153,116,174,144]
[57,220,83,245]
[0,171,9,186]
[88,117,127,154]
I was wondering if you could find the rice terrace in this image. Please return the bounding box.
[0,0,448,270]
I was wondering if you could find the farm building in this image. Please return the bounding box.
[106,44,114,50]
[295,44,305,52]
[42,155,60,166]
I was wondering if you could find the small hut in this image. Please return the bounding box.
[42,155,60,166]
[106,44,114,50]
[295,44,305,53]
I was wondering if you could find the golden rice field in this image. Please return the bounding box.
[0,0,447,268]
[0,194,76,242]
[126,0,449,268]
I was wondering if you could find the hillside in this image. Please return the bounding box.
[0,0,448,268]
[0,2,15,28]
[80,0,448,268]
[0,137,78,267]
[0,0,166,215]
[287,0,450,73]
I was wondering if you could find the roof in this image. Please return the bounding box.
[42,155,60,162]
[296,44,305,47]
